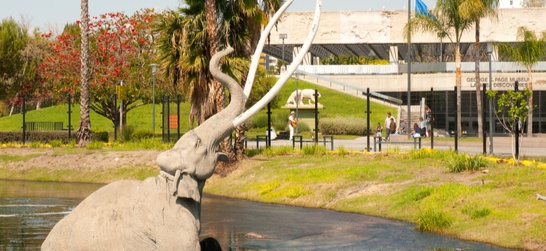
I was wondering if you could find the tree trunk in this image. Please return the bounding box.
[77,0,92,147]
[455,44,462,137]
[205,0,235,161]
[527,69,533,137]
[475,21,483,138]
[234,123,247,160]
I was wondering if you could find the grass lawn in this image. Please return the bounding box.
[204,148,546,251]
[0,78,394,139]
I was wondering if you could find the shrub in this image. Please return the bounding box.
[462,204,491,219]
[297,122,311,133]
[446,154,489,173]
[131,130,154,140]
[263,146,293,157]
[249,113,292,132]
[121,126,135,142]
[302,144,326,155]
[49,140,63,147]
[0,131,76,144]
[92,131,109,142]
[417,209,452,231]
[86,141,104,150]
[319,116,368,135]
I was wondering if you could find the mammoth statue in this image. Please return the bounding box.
[42,0,322,250]
[300,89,321,105]
[286,89,302,105]
[286,89,320,106]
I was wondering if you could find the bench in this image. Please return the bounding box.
[293,135,335,150]
[24,122,66,131]
[255,134,270,149]
[373,135,421,152]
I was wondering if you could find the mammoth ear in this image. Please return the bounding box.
[216,152,230,163]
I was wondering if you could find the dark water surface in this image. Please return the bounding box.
[1,180,513,250]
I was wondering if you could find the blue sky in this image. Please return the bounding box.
[0,0,436,31]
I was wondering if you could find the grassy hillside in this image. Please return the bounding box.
[0,78,395,135]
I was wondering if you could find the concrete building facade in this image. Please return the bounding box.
[262,8,546,134]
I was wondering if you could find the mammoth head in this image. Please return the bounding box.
[155,0,322,202]
[157,47,241,182]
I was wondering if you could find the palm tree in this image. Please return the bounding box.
[405,0,475,136]
[156,0,282,160]
[77,0,92,147]
[498,26,546,137]
[460,0,498,138]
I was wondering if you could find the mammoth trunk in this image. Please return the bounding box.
[193,47,245,150]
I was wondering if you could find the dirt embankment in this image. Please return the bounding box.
[0,148,161,171]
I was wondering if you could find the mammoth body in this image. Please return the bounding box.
[286,89,320,105]
[300,89,320,105]
[42,175,201,251]
[286,89,302,105]
[41,0,323,249]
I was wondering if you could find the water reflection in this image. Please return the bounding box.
[0,180,513,251]
[200,195,513,251]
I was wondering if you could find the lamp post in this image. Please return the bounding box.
[150,63,158,136]
[407,0,412,137]
[487,42,493,154]
[279,33,287,73]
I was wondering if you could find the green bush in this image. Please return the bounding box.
[0,131,76,143]
[417,209,452,231]
[92,131,109,142]
[121,125,135,142]
[446,154,489,173]
[462,203,491,219]
[131,130,154,140]
[86,141,104,150]
[302,144,326,155]
[263,146,293,157]
[319,116,368,135]
[49,140,63,147]
[249,113,291,132]
[297,122,311,133]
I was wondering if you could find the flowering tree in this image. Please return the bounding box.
[40,9,162,129]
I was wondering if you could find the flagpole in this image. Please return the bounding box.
[407,0,412,137]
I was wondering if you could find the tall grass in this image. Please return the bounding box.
[446,153,489,172]
[417,209,452,231]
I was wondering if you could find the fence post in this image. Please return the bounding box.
[22,94,26,144]
[67,93,72,140]
[515,81,519,160]
[454,86,458,153]
[482,84,487,155]
[366,88,371,152]
[430,87,434,149]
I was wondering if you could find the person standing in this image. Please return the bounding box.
[384,112,395,141]
[419,117,427,138]
[397,119,406,134]
[425,106,433,137]
[288,111,298,140]
[389,118,396,139]
[376,122,383,139]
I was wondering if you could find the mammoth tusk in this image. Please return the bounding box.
[243,0,295,100]
[233,0,322,127]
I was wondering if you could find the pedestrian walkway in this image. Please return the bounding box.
[250,135,546,157]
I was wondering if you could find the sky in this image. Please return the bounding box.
[0,0,436,32]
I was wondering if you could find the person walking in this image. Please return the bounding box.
[288,111,298,140]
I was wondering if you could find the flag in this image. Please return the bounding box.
[415,0,436,20]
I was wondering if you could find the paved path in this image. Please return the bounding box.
[250,135,546,157]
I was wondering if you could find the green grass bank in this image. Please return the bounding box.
[1,145,545,250]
